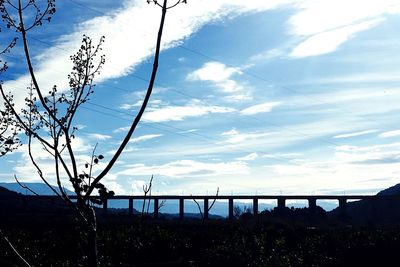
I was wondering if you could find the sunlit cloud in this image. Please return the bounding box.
[236,153,259,161]
[290,18,384,57]
[130,134,163,143]
[221,128,272,144]
[143,104,235,123]
[379,130,400,138]
[333,129,378,139]
[117,159,249,178]
[240,101,281,115]
[86,133,113,141]
[187,61,244,93]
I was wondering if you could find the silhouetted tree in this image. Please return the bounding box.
[0,0,186,266]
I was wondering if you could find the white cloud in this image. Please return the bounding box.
[236,153,258,161]
[13,136,93,185]
[130,134,162,143]
[379,130,400,138]
[240,101,281,115]
[187,61,244,93]
[119,103,136,110]
[285,0,400,57]
[225,94,253,102]
[4,0,296,110]
[250,48,286,62]
[117,159,249,178]
[290,18,384,58]
[333,129,378,139]
[187,61,241,82]
[143,104,235,123]
[221,128,272,144]
[87,133,112,140]
[335,142,400,164]
[288,0,400,37]
[113,126,131,133]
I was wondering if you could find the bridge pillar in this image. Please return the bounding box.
[308,197,317,210]
[128,198,133,215]
[338,198,347,216]
[179,198,184,220]
[277,197,286,209]
[154,198,159,219]
[229,198,234,220]
[203,198,209,220]
[253,198,259,216]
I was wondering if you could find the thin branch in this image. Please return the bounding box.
[14,175,39,196]
[192,197,203,220]
[208,187,219,211]
[0,229,31,267]
[87,0,170,199]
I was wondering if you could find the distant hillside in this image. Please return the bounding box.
[0,182,74,195]
[330,183,400,225]
[377,183,400,196]
[0,186,20,197]
[0,185,71,217]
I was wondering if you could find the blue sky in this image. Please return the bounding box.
[1,0,400,196]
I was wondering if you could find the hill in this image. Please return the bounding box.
[330,183,400,224]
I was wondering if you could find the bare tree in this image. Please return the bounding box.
[0,0,186,266]
[192,187,219,222]
[141,175,166,217]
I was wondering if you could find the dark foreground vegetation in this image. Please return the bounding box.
[1,211,400,267]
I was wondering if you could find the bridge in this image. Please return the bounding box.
[58,194,397,219]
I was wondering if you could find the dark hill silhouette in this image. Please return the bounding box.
[377,183,400,196]
[329,183,400,225]
[0,185,71,217]
[0,185,20,197]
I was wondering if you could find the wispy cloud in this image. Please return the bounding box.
[379,130,400,138]
[333,129,378,139]
[236,153,258,161]
[240,101,281,115]
[221,128,272,144]
[86,133,112,140]
[5,0,295,109]
[143,104,235,123]
[113,126,131,133]
[287,0,400,57]
[130,134,162,143]
[290,18,384,58]
[117,159,249,178]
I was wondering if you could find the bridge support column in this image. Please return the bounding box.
[128,198,133,215]
[253,198,259,216]
[308,198,317,210]
[229,198,234,219]
[203,198,209,220]
[179,198,184,220]
[277,197,286,209]
[338,198,347,216]
[154,198,159,219]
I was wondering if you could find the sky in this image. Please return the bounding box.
[1,0,400,196]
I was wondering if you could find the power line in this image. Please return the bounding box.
[8,35,344,148]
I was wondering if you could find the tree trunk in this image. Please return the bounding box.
[86,208,98,267]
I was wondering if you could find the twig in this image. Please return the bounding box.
[14,175,39,196]
[0,229,31,267]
